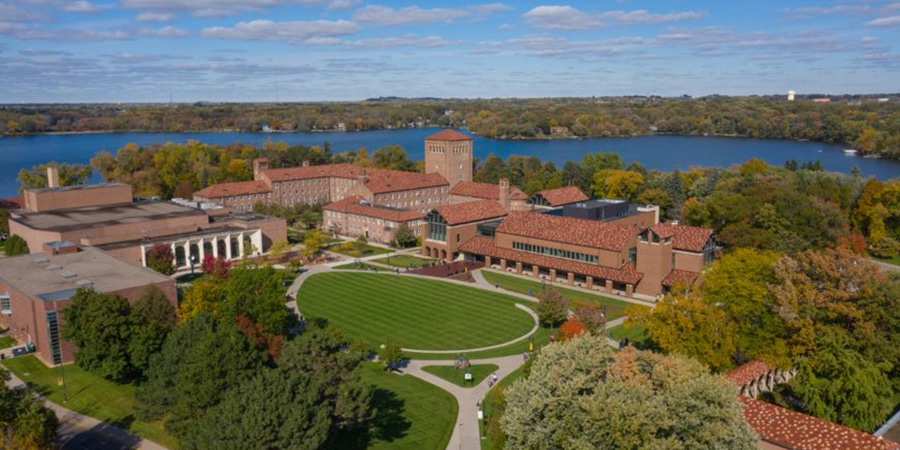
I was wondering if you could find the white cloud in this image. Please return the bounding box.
[201,19,359,43]
[353,5,470,25]
[603,9,705,24]
[140,26,189,36]
[523,5,603,30]
[327,0,360,9]
[866,15,900,26]
[121,0,327,17]
[0,4,48,21]
[136,12,174,22]
[64,1,101,12]
[347,35,452,48]
[781,5,871,17]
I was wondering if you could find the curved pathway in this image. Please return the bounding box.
[400,304,539,354]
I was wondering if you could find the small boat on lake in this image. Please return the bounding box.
[843,149,858,155]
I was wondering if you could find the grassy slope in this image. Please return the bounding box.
[0,335,17,348]
[421,364,499,387]
[481,270,649,320]
[333,363,458,450]
[327,243,393,258]
[298,272,535,350]
[372,255,433,268]
[608,323,649,344]
[2,356,176,449]
[333,262,388,272]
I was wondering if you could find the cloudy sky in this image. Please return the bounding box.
[1,0,898,103]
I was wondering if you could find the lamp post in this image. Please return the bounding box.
[190,253,197,275]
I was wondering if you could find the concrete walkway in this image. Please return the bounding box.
[2,359,167,450]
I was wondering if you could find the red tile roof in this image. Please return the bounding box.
[460,236,643,285]
[433,199,508,225]
[534,186,589,206]
[450,181,527,201]
[263,163,360,182]
[650,222,714,252]
[726,360,771,388]
[661,269,700,287]
[497,211,637,252]
[740,397,899,450]
[324,196,424,222]
[0,196,24,209]
[425,129,473,141]
[193,180,271,199]
[364,170,447,194]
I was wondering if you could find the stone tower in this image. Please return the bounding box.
[424,129,473,187]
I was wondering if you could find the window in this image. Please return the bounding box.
[629,247,637,264]
[426,210,447,242]
[513,242,598,264]
[46,310,62,365]
[456,234,460,243]
[0,293,10,314]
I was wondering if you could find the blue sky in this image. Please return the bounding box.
[1,0,898,102]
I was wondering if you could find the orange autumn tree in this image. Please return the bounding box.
[559,316,586,340]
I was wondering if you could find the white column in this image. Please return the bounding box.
[170,243,177,266]
[184,241,191,268]
[140,244,147,267]
[225,235,232,260]
[212,237,219,258]
[238,233,245,259]
[198,238,205,261]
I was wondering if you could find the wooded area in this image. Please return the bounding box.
[2,95,898,157]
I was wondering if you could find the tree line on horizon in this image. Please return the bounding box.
[2,96,899,158]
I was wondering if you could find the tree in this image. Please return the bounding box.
[372,145,415,171]
[17,161,92,192]
[221,265,294,335]
[558,316,586,340]
[592,169,644,199]
[379,341,403,371]
[629,288,737,372]
[268,239,291,259]
[3,235,28,256]
[146,243,175,276]
[0,369,59,450]
[501,336,757,450]
[178,278,226,323]
[302,229,327,259]
[354,235,369,255]
[129,285,176,377]
[201,254,232,279]
[574,304,606,335]
[535,287,568,327]
[61,288,135,381]
[136,313,267,439]
[390,222,417,248]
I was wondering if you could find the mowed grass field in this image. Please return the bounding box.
[297,272,536,350]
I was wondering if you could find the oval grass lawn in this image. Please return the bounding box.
[297,272,535,350]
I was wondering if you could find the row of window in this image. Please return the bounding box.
[512,241,599,264]
[0,293,10,314]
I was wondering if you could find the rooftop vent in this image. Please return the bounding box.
[33,256,49,264]
[75,279,93,287]
[60,271,77,279]
[46,264,62,270]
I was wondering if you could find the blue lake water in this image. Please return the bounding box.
[1,128,899,197]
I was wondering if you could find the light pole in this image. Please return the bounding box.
[190,253,196,275]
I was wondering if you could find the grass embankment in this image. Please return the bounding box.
[326,243,393,258]
[422,364,499,388]
[297,272,535,351]
[333,262,388,272]
[481,270,648,320]
[0,335,16,349]
[480,367,526,450]
[2,355,176,448]
[608,323,649,344]
[333,363,457,450]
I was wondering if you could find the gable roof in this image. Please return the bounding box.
[432,199,508,225]
[364,170,447,194]
[661,269,699,287]
[534,186,589,206]
[497,211,637,252]
[425,129,473,141]
[324,196,424,222]
[193,180,271,199]
[450,181,527,201]
[725,360,771,388]
[650,222,714,252]
[262,163,360,182]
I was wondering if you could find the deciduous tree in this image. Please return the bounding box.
[0,369,59,450]
[17,162,92,192]
[558,316,586,340]
[128,285,176,377]
[535,287,568,327]
[146,242,175,276]
[3,234,29,256]
[62,288,135,381]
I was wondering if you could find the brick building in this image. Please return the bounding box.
[9,171,286,271]
[422,199,509,261]
[323,196,425,245]
[0,245,177,365]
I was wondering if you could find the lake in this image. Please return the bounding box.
[1,128,899,197]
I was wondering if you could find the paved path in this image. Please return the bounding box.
[2,361,167,450]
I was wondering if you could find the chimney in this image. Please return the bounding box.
[302,160,310,167]
[499,178,510,210]
[252,158,269,180]
[358,169,369,186]
[47,166,59,188]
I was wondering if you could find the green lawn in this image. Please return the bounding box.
[372,255,434,269]
[422,364,499,387]
[406,325,551,361]
[327,243,393,258]
[0,335,16,349]
[608,323,649,344]
[2,356,176,449]
[332,363,457,450]
[872,255,900,267]
[333,262,388,272]
[481,270,648,320]
[174,272,206,283]
[297,272,535,351]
